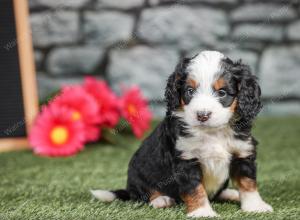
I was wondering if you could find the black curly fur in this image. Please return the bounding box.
[165,58,191,116]
[222,58,262,134]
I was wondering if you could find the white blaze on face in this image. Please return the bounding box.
[188,51,224,94]
[182,51,233,128]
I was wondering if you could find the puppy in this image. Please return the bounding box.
[91,51,273,218]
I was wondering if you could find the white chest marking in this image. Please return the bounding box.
[176,127,254,197]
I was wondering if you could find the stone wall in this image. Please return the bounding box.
[29,0,300,117]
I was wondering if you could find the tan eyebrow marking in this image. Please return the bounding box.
[213,77,225,90]
[187,78,198,89]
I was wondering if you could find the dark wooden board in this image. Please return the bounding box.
[0,0,26,138]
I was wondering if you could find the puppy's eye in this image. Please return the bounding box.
[216,89,227,98]
[187,88,195,96]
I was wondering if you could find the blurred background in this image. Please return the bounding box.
[29,0,300,117]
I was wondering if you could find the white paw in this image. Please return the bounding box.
[219,189,240,202]
[187,207,219,218]
[240,191,273,213]
[150,196,175,208]
[242,200,273,213]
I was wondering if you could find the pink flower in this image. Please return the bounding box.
[83,77,120,128]
[51,86,101,142]
[29,105,85,157]
[120,86,152,138]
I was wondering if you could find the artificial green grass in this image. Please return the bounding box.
[0,117,299,220]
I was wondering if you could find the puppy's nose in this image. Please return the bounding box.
[197,111,212,122]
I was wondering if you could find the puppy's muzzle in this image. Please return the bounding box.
[197,111,212,122]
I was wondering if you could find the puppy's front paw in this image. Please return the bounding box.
[242,200,273,213]
[241,190,273,213]
[187,207,219,218]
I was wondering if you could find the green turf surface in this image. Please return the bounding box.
[0,117,299,219]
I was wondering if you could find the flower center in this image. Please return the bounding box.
[127,104,137,116]
[50,126,69,145]
[72,111,81,121]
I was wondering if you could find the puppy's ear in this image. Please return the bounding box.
[235,63,262,122]
[165,58,190,115]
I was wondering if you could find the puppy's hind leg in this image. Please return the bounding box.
[149,191,176,208]
[218,188,240,202]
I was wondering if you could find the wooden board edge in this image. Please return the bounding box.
[4,0,39,152]
[14,0,39,133]
[0,138,29,152]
